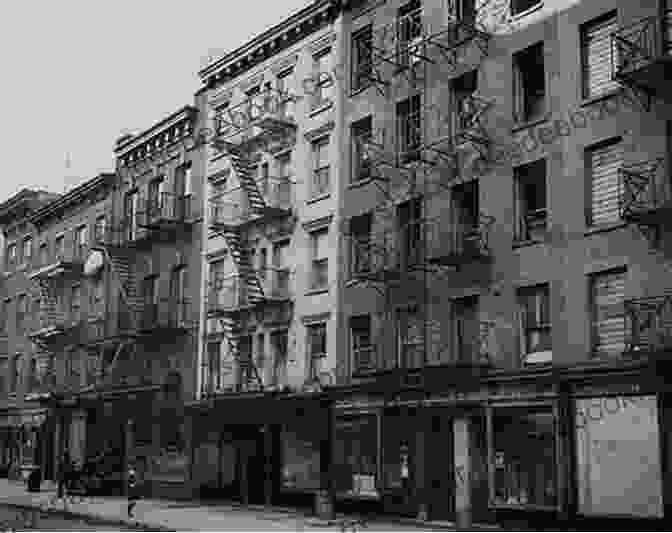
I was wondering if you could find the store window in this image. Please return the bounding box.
[575,395,662,518]
[281,424,321,491]
[491,407,557,507]
[334,415,379,498]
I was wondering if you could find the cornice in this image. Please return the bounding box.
[199,0,339,86]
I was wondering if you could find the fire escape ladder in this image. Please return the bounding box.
[218,316,263,391]
[100,246,145,319]
[227,145,266,216]
[220,229,265,305]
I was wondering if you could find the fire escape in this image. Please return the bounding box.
[613,10,672,358]
[28,235,88,397]
[206,86,296,394]
[346,1,496,379]
[612,7,672,110]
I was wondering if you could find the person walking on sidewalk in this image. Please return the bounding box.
[127,465,140,519]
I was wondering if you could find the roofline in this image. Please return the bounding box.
[28,173,116,227]
[114,105,198,156]
[198,0,337,82]
[0,189,56,227]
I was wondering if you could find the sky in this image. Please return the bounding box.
[0,0,312,201]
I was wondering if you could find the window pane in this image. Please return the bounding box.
[492,407,557,507]
[575,396,662,517]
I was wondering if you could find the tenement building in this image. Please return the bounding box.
[187,0,344,510]
[335,0,672,529]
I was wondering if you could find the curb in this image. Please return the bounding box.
[0,501,175,531]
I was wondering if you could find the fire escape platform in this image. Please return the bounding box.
[623,204,672,226]
[615,55,672,98]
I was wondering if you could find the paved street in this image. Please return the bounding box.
[0,479,463,531]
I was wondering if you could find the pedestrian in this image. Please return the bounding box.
[127,465,140,519]
[57,452,71,500]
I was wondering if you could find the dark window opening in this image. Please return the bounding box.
[514,42,546,123]
[515,159,547,242]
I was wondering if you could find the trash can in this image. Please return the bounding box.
[27,469,41,492]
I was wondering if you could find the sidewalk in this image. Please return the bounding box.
[0,479,464,531]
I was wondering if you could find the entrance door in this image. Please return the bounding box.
[382,407,419,518]
[425,411,455,521]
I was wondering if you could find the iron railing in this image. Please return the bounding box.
[118,299,194,334]
[612,10,672,79]
[138,192,197,226]
[209,177,292,228]
[207,269,291,314]
[619,159,671,221]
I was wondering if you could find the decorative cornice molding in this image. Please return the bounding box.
[302,213,333,233]
[304,120,335,142]
[308,31,337,54]
[237,73,264,94]
[209,88,233,107]
[271,53,300,75]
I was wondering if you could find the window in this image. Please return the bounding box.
[21,237,33,266]
[352,25,373,92]
[397,0,423,69]
[214,101,231,137]
[452,179,479,240]
[311,137,330,198]
[174,164,192,219]
[124,190,139,240]
[256,333,266,381]
[312,49,334,109]
[70,285,82,321]
[514,42,546,123]
[351,315,374,373]
[276,68,295,119]
[16,295,27,333]
[575,396,663,518]
[310,229,329,291]
[581,12,619,99]
[491,407,557,507]
[397,306,424,368]
[350,213,372,276]
[204,341,222,394]
[307,322,327,381]
[272,241,291,296]
[518,285,552,364]
[10,354,20,393]
[451,70,478,135]
[90,276,104,316]
[237,336,254,390]
[6,243,17,269]
[270,330,289,387]
[449,0,476,22]
[170,266,188,324]
[511,0,542,17]
[276,153,292,181]
[94,216,107,243]
[148,177,165,218]
[514,159,547,242]
[352,116,373,182]
[54,235,65,260]
[591,269,626,357]
[453,295,480,363]
[75,225,87,259]
[0,299,8,334]
[38,242,49,267]
[397,197,423,269]
[587,138,623,226]
[397,95,422,163]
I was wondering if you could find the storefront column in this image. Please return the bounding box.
[454,417,472,529]
[415,411,428,521]
[263,424,273,506]
[316,404,335,520]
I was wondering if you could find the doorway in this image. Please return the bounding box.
[425,410,455,521]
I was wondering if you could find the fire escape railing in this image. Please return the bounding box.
[138,192,197,226]
[612,11,672,80]
[619,158,671,223]
[625,295,672,354]
[117,298,194,334]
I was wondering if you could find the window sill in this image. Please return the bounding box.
[306,287,329,296]
[309,101,333,117]
[580,89,622,109]
[584,221,628,237]
[513,238,545,249]
[511,114,551,134]
[348,177,374,189]
[307,193,331,205]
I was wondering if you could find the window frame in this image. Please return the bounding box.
[21,236,33,267]
[350,315,374,374]
[586,136,623,227]
[312,48,334,109]
[580,11,619,100]
[518,284,552,362]
[396,94,422,163]
[514,158,548,242]
[311,136,331,198]
[270,329,289,387]
[351,116,373,183]
[6,242,17,270]
[351,25,373,93]
[306,322,328,381]
[310,228,330,291]
[590,268,627,358]
[513,42,546,124]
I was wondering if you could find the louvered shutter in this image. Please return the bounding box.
[593,270,626,356]
[583,14,619,98]
[590,140,623,225]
